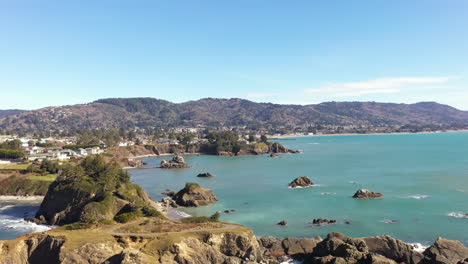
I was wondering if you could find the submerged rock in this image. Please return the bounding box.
[352,188,383,199]
[197,172,214,178]
[289,176,314,188]
[172,183,218,207]
[277,220,288,226]
[161,189,176,197]
[312,219,337,226]
[160,155,190,169]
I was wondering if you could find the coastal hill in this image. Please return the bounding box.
[1,98,468,133]
[0,109,26,118]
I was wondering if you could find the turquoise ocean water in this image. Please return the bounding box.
[131,132,468,246]
[1,132,467,245]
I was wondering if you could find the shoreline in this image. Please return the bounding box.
[272,129,468,139]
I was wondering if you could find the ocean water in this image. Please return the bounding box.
[131,132,468,246]
[0,203,51,240]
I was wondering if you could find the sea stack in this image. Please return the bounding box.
[160,155,190,169]
[289,176,314,188]
[352,189,383,199]
[172,182,218,207]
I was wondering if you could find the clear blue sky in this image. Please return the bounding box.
[1,0,468,110]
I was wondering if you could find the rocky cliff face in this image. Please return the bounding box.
[0,229,261,264]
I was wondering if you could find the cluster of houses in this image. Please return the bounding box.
[24,146,104,162]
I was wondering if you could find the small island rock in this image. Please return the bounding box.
[197,172,214,178]
[172,182,218,207]
[277,220,288,226]
[312,219,337,226]
[160,155,190,169]
[352,189,383,199]
[289,176,314,188]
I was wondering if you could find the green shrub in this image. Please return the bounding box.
[181,212,220,223]
[100,219,115,225]
[142,206,163,217]
[185,182,200,191]
[114,211,143,223]
[181,216,211,223]
[63,222,92,230]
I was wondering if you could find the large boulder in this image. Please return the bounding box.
[362,235,424,264]
[172,183,218,207]
[420,237,468,264]
[352,189,383,199]
[197,172,214,178]
[305,232,397,264]
[160,155,190,169]
[289,176,314,188]
[258,236,323,261]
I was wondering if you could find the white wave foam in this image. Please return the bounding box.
[403,195,431,200]
[447,212,468,219]
[0,219,51,233]
[380,219,399,224]
[280,256,303,264]
[288,184,322,189]
[0,205,14,211]
[308,143,320,145]
[407,242,430,253]
[348,181,359,184]
[320,192,336,195]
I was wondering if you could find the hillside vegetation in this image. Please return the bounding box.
[1,98,467,133]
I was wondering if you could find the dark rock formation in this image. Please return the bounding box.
[362,235,424,264]
[305,232,396,264]
[172,183,218,207]
[160,155,190,169]
[269,142,299,154]
[420,237,468,264]
[258,236,323,261]
[289,176,314,188]
[270,153,279,158]
[352,188,384,199]
[312,219,337,226]
[161,189,176,197]
[277,220,288,226]
[197,172,214,178]
[161,197,178,208]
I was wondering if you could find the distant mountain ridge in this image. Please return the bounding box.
[0,109,27,118]
[1,97,467,133]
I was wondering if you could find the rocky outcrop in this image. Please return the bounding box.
[289,176,314,188]
[161,189,176,197]
[311,219,337,226]
[362,235,424,264]
[420,237,468,264]
[160,155,190,169]
[197,172,214,178]
[34,155,156,225]
[0,229,261,264]
[352,189,384,199]
[269,142,299,154]
[304,232,398,264]
[171,183,218,207]
[258,236,323,261]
